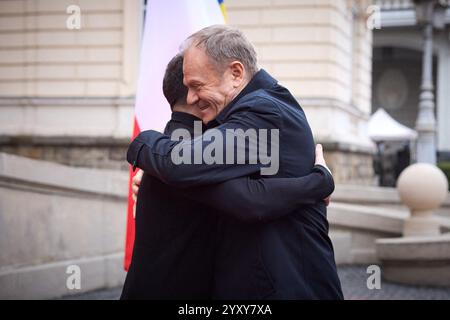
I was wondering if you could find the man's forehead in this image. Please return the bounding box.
[182,63,198,83]
[183,49,214,81]
[183,47,204,67]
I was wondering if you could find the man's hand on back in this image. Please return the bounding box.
[314,144,332,206]
[132,169,143,219]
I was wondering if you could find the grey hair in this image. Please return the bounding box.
[181,25,258,78]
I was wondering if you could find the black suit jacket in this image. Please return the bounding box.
[121,112,217,300]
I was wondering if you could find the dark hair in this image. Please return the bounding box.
[162,54,188,109]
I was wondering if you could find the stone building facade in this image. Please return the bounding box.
[0,0,375,183]
[0,0,140,170]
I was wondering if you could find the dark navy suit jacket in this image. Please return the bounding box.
[122,112,335,300]
[127,70,343,299]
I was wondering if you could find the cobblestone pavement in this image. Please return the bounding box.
[338,265,450,300]
[60,265,450,300]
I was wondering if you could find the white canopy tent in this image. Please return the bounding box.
[368,108,418,142]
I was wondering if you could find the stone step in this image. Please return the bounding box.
[328,202,450,265]
[376,233,450,287]
[329,231,352,265]
[332,184,450,218]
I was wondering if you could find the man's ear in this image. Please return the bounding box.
[229,61,245,87]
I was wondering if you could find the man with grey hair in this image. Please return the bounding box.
[180,24,259,125]
[128,25,343,299]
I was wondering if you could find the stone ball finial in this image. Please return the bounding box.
[397,163,448,212]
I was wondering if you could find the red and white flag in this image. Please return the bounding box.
[124,0,226,270]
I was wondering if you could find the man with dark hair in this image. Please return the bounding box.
[121,55,212,299]
[162,54,189,110]
[121,54,335,299]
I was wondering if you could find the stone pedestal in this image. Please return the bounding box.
[376,235,450,287]
[375,163,450,287]
[403,213,441,237]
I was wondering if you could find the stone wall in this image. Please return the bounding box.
[0,0,141,97]
[0,152,128,299]
[0,136,128,171]
[325,148,375,185]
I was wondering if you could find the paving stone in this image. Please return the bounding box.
[59,266,450,300]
